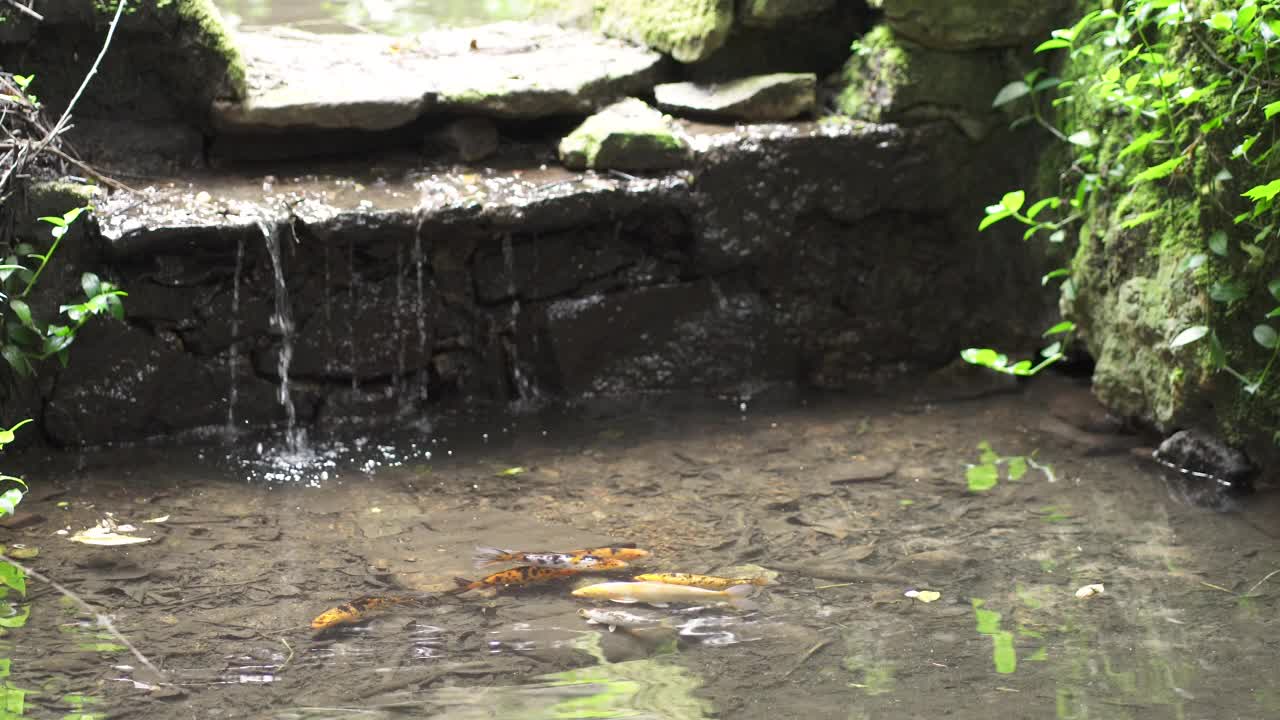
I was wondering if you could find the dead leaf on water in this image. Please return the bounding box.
[4,545,38,560]
[142,515,169,524]
[496,467,525,477]
[1075,583,1105,599]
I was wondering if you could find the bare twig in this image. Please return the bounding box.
[1244,568,1280,597]
[2,0,42,21]
[32,0,128,159]
[3,557,167,680]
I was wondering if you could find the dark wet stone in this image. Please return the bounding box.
[437,117,501,162]
[915,358,1019,402]
[869,0,1071,50]
[1155,429,1257,489]
[1048,383,1122,434]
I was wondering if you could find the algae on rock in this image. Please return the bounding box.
[558,98,690,171]
[597,0,734,63]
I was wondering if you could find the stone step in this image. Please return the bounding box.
[212,23,669,133]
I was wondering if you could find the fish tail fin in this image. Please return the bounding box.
[450,577,476,594]
[725,584,759,611]
[473,546,513,569]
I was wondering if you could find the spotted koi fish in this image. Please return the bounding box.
[452,565,581,593]
[472,546,630,571]
[472,545,650,569]
[310,595,427,631]
[632,573,773,591]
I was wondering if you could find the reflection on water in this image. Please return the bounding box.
[213,0,589,34]
[278,657,712,720]
[5,381,1280,719]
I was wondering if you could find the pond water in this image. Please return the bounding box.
[213,0,588,33]
[3,375,1279,719]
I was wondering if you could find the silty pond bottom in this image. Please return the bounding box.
[3,376,1279,719]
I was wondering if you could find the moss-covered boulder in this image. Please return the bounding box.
[558,98,690,171]
[597,0,734,63]
[655,72,816,121]
[836,25,1007,140]
[867,0,1071,50]
[739,0,836,27]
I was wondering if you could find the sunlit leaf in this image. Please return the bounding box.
[1043,321,1075,336]
[1034,38,1073,53]
[1242,178,1280,202]
[1169,325,1209,348]
[992,81,1030,107]
[966,464,999,492]
[1131,156,1184,184]
[1067,130,1096,147]
[1000,190,1026,213]
[496,466,526,477]
[1117,129,1164,159]
[1253,324,1278,349]
[1209,230,1229,256]
[1008,456,1028,481]
[0,561,24,596]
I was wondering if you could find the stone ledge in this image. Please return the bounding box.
[213,23,668,132]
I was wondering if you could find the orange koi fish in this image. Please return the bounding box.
[572,546,650,562]
[632,573,773,591]
[310,595,425,631]
[452,565,581,593]
[472,546,630,571]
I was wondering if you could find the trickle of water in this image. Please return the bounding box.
[414,209,430,406]
[259,219,303,453]
[501,234,543,407]
[226,234,244,435]
[348,237,360,392]
[392,239,406,405]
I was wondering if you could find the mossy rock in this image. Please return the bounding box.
[867,0,1071,50]
[836,24,1008,140]
[558,98,689,171]
[597,0,734,63]
[739,0,836,27]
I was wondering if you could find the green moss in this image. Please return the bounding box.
[596,0,734,63]
[173,0,247,99]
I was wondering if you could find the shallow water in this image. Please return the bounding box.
[214,0,576,33]
[3,377,1279,719]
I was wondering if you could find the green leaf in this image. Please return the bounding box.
[0,346,29,377]
[1001,190,1026,213]
[1025,197,1061,220]
[1034,38,1073,53]
[80,273,101,299]
[978,209,1012,231]
[36,215,66,228]
[1117,129,1164,160]
[992,81,1030,107]
[1210,281,1248,303]
[966,464,999,492]
[1007,456,1028,481]
[1042,268,1070,285]
[1043,321,1075,336]
[1131,156,1185,184]
[0,603,29,628]
[1209,230,1229,256]
[1266,101,1280,120]
[8,300,31,329]
[1242,179,1280,203]
[1268,278,1280,302]
[1207,11,1234,31]
[0,561,24,595]
[1254,324,1278,349]
[1067,130,1096,147]
[0,489,21,518]
[1169,325,1209,348]
[1182,253,1207,272]
[1120,210,1161,229]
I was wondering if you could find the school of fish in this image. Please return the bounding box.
[309,542,770,632]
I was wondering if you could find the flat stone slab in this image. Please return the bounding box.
[655,73,817,121]
[214,23,666,132]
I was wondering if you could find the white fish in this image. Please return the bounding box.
[577,607,675,632]
[571,581,757,610]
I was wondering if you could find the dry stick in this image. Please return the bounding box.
[1244,568,1280,597]
[31,0,127,160]
[2,0,42,21]
[3,557,167,680]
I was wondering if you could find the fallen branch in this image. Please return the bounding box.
[2,557,167,681]
[2,0,42,22]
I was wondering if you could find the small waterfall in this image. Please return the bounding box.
[348,237,360,392]
[501,234,541,406]
[413,210,429,407]
[392,239,405,405]
[226,234,245,435]
[258,219,303,453]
